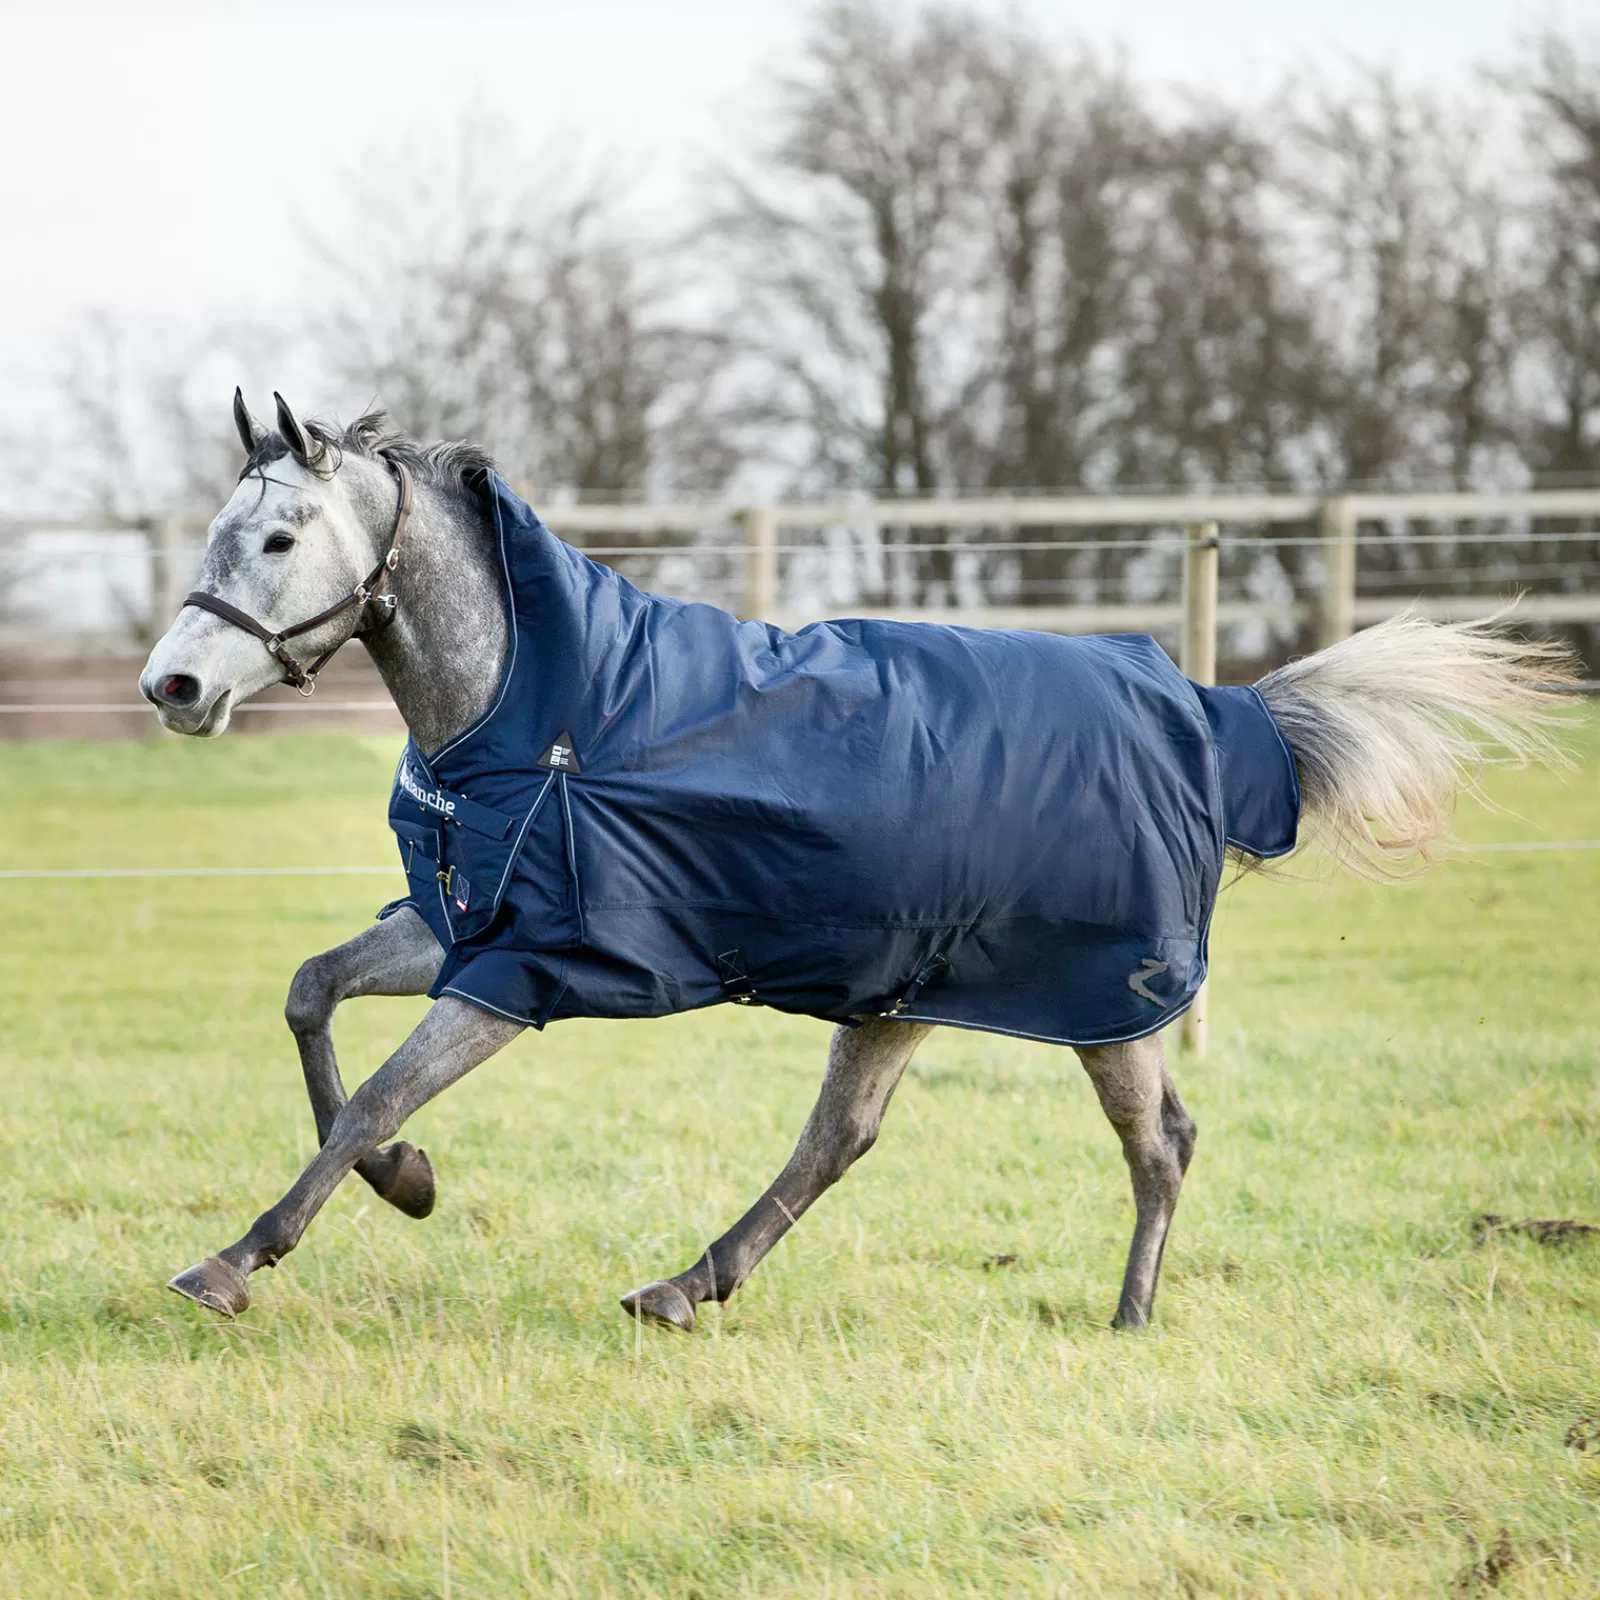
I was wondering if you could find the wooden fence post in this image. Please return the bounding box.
[1316,496,1356,648]
[150,516,186,640]
[1182,520,1219,686]
[740,507,777,620]
[1180,520,1219,1058]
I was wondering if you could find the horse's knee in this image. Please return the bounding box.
[797,1118,877,1190]
[285,955,339,1036]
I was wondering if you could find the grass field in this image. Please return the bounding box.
[0,720,1597,1597]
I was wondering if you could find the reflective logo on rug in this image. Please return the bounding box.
[1127,958,1169,1004]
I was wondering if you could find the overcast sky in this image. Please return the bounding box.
[0,0,1587,434]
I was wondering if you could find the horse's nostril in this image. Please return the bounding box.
[157,674,201,708]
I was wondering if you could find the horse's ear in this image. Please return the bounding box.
[272,391,324,468]
[232,387,266,456]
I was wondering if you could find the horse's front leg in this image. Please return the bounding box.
[168,997,523,1317]
[622,1018,932,1331]
[285,906,445,1218]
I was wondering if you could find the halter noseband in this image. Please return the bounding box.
[182,457,414,696]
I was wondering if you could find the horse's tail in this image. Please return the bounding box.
[1253,610,1579,880]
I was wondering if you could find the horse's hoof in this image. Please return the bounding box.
[167,1256,251,1318]
[620,1279,697,1332]
[368,1142,436,1219]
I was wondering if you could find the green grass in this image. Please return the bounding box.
[0,721,1597,1597]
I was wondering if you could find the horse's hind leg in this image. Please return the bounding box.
[622,1018,933,1332]
[284,906,444,1218]
[1075,1032,1196,1329]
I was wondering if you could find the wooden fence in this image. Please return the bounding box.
[542,485,1600,643]
[6,485,1600,655]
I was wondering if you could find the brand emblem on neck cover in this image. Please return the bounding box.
[536,732,581,774]
[399,760,457,818]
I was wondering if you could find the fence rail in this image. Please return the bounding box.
[5,485,1600,657]
[530,487,1600,645]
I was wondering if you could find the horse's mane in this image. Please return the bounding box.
[242,411,498,497]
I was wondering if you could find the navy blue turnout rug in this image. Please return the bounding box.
[382,475,1300,1046]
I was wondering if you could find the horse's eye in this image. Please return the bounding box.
[263,531,296,555]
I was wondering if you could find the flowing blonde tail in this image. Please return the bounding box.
[1253,610,1580,880]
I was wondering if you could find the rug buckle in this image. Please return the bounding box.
[883,953,949,1016]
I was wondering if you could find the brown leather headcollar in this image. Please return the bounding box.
[182,457,414,695]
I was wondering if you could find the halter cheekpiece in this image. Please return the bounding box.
[182,456,414,695]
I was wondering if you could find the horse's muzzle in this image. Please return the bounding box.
[139,667,232,737]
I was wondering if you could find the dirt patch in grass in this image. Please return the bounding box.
[1564,1415,1600,1453]
[1454,1528,1516,1592]
[1473,1213,1600,1246]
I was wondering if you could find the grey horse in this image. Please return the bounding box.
[140,394,1571,1332]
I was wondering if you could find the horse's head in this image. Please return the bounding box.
[140,392,406,736]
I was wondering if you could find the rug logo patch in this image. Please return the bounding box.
[398,761,457,817]
[536,731,581,774]
[1127,957,1169,1004]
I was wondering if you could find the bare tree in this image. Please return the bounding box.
[1516,35,1600,480]
[714,5,1326,608]
[315,122,733,500]
[1288,73,1520,490]
[709,3,998,497]
[51,311,291,519]
[1117,109,1325,492]
[27,312,292,642]
[961,41,1148,494]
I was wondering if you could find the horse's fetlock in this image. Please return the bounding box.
[243,1205,298,1266]
[708,1258,747,1302]
[248,1232,284,1267]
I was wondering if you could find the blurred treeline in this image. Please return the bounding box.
[36,4,1600,519]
